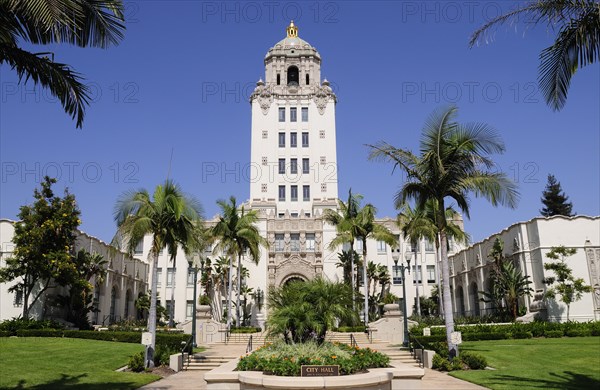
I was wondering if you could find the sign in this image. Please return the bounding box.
[301,365,339,377]
[423,327,431,336]
[141,332,153,346]
[450,331,462,345]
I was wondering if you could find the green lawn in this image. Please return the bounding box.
[0,337,160,389]
[450,337,600,389]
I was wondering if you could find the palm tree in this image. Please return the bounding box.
[355,203,397,325]
[323,189,362,310]
[481,261,533,320]
[469,0,600,111]
[397,200,469,316]
[335,250,357,286]
[266,277,357,344]
[114,180,203,367]
[368,105,519,357]
[211,196,266,328]
[0,0,126,127]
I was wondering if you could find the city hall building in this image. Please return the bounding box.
[2,24,597,333]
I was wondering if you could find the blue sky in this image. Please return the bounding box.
[1,1,598,244]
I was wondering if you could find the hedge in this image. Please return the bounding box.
[230,327,262,334]
[411,321,600,338]
[13,330,192,351]
[334,326,367,333]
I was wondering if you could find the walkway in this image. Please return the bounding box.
[138,342,487,390]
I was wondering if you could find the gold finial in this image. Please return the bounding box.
[286,20,298,38]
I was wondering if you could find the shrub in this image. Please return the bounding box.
[565,329,592,337]
[154,345,176,366]
[511,331,533,339]
[0,331,10,337]
[462,332,510,341]
[0,317,64,335]
[12,329,192,352]
[16,329,63,337]
[128,351,145,372]
[451,357,465,371]
[544,330,564,338]
[460,351,488,369]
[198,295,211,305]
[238,341,389,376]
[230,326,261,334]
[432,353,452,371]
[334,326,367,333]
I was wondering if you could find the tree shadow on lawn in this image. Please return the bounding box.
[483,370,600,390]
[3,373,149,390]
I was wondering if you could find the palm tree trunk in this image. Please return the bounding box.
[169,263,176,327]
[236,253,242,327]
[350,242,356,312]
[415,254,421,316]
[362,238,369,326]
[436,241,444,317]
[147,250,159,368]
[226,255,234,327]
[439,229,458,358]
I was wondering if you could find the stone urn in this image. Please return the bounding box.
[383,303,399,313]
[196,305,212,318]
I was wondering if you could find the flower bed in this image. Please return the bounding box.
[237,341,390,376]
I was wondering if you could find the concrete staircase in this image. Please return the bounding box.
[373,345,422,368]
[185,353,238,371]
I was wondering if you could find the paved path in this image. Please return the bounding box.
[138,343,487,390]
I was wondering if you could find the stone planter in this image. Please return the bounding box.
[197,305,212,318]
[383,304,399,313]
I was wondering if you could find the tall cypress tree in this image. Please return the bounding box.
[540,174,574,217]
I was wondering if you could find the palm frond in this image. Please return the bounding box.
[0,44,90,127]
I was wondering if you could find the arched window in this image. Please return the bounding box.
[470,283,480,316]
[457,286,465,317]
[124,289,132,319]
[305,74,310,85]
[110,286,118,324]
[287,66,299,86]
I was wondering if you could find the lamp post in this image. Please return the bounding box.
[393,251,411,347]
[190,258,201,348]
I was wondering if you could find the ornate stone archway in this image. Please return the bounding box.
[270,254,322,288]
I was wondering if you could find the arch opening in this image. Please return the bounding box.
[287,66,299,86]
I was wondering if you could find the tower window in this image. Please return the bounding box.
[290,158,298,174]
[302,158,310,174]
[301,107,308,122]
[319,130,325,138]
[321,183,327,192]
[278,185,285,201]
[262,157,268,166]
[278,107,285,122]
[262,130,268,139]
[287,66,299,86]
[290,132,297,148]
[290,107,297,122]
[291,185,298,201]
[303,185,310,201]
[278,158,285,174]
[320,156,326,164]
[302,132,309,147]
[278,132,285,147]
[261,184,268,192]
[277,74,281,85]
[306,74,310,85]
